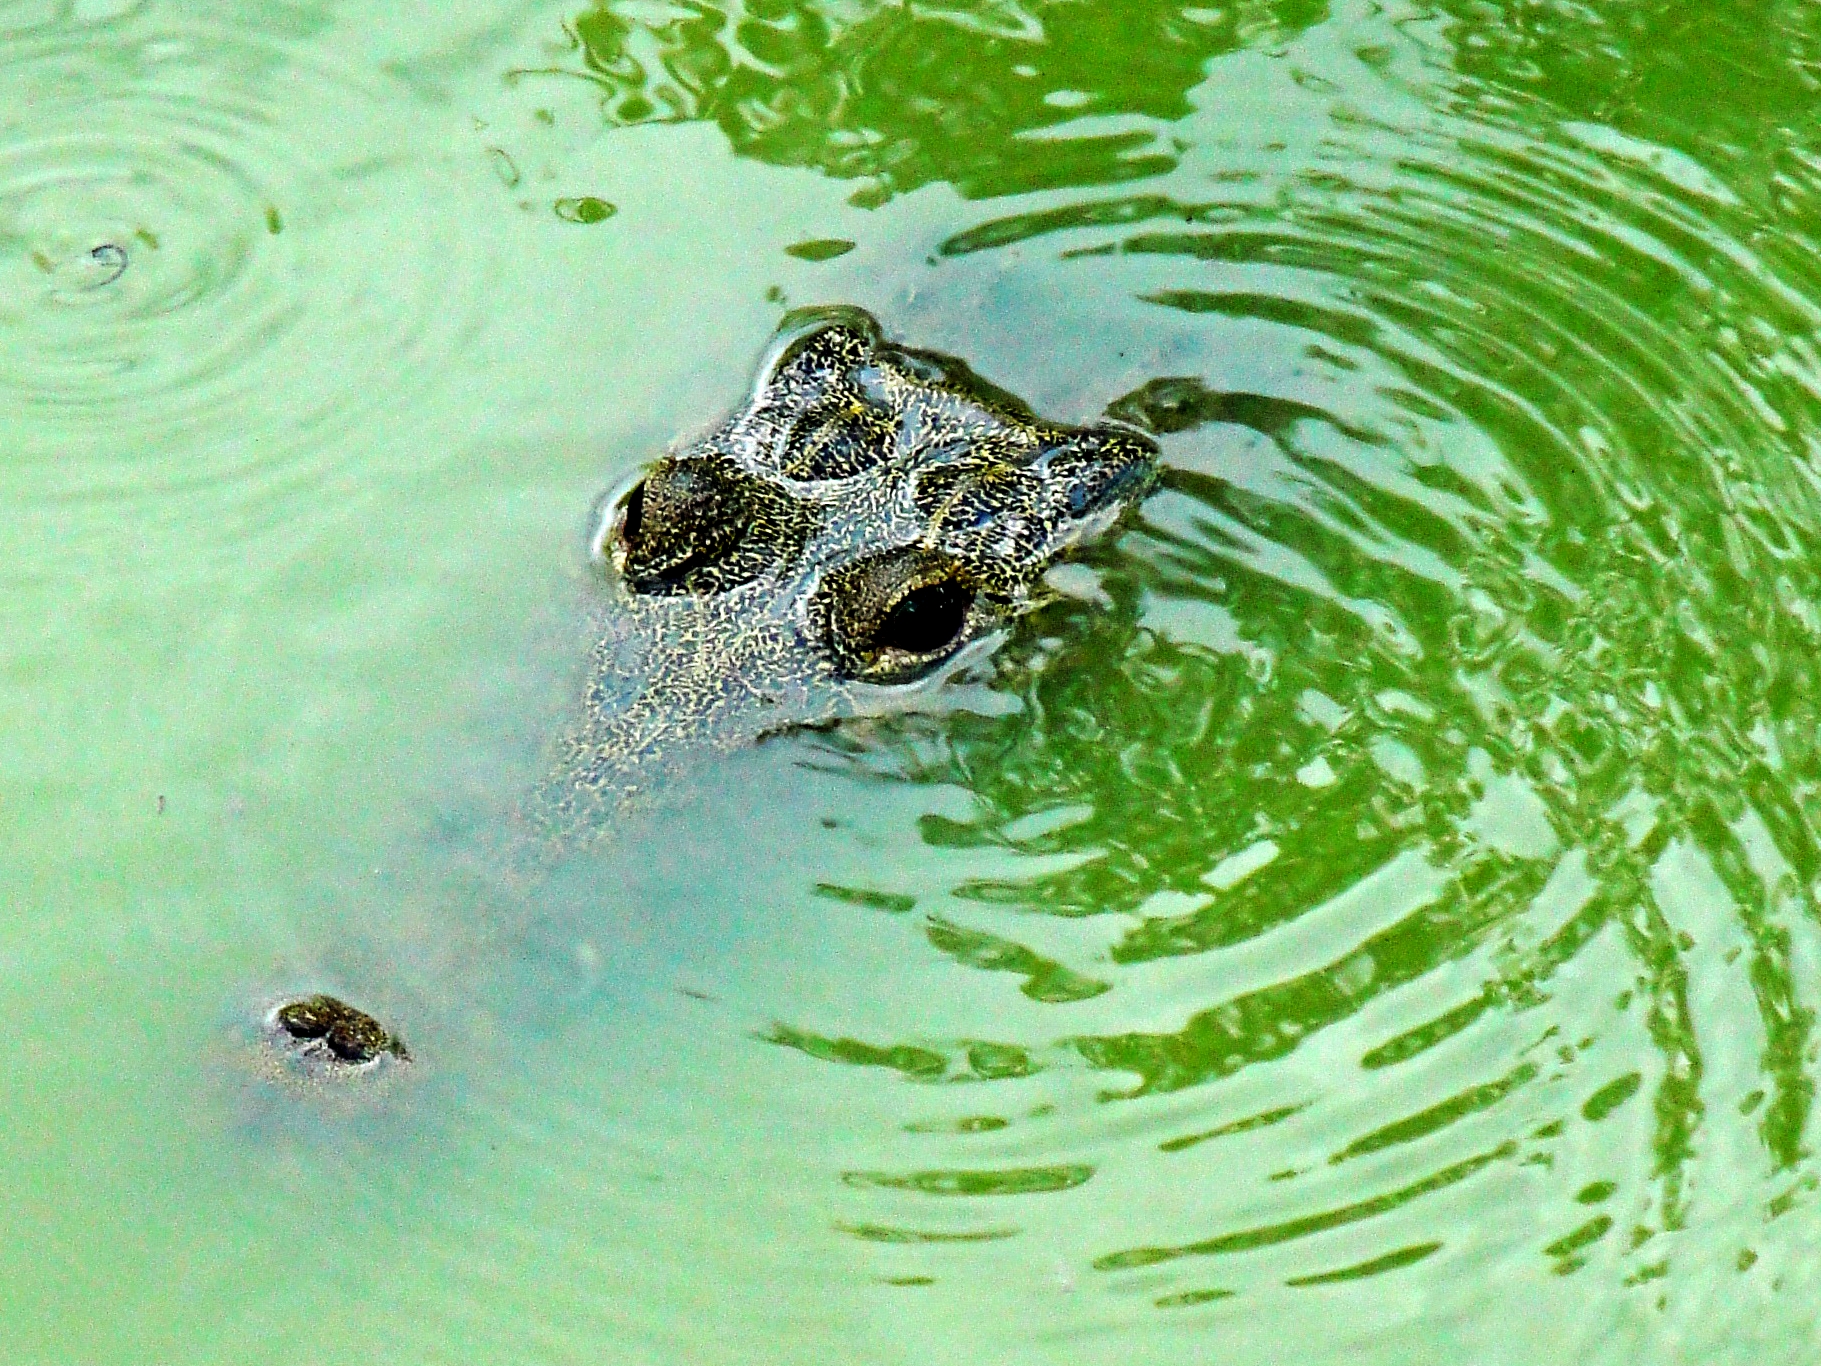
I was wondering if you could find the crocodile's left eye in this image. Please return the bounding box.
[811,546,979,684]
[610,455,812,596]
[611,458,743,592]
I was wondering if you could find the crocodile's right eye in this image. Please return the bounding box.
[610,456,813,596]
[873,580,971,655]
[810,546,981,684]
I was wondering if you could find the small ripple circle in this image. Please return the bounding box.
[0,11,491,495]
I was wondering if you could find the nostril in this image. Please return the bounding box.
[272,994,409,1066]
[1066,456,1151,516]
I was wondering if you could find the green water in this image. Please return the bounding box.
[7,0,1821,1358]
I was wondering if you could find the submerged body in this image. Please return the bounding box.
[263,307,1158,1077]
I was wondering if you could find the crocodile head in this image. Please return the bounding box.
[548,308,1159,828]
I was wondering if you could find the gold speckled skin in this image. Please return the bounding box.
[536,307,1158,841]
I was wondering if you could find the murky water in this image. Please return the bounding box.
[7,0,1821,1359]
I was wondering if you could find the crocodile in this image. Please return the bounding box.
[260,307,1158,1080]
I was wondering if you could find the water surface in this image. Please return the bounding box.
[6,0,1821,1360]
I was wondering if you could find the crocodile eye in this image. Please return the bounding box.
[872,580,972,656]
[812,547,979,683]
[609,456,809,595]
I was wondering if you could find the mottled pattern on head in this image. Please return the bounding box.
[538,308,1157,838]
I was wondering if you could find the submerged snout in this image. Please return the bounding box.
[1030,427,1161,521]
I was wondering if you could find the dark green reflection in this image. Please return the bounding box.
[1284,1240,1442,1286]
[843,1164,1094,1196]
[1095,1143,1513,1270]
[517,0,1326,200]
[768,0,1821,1283]
[1431,0,1821,185]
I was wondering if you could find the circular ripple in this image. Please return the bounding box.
[766,32,1821,1353]
[0,9,489,496]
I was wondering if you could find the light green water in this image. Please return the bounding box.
[7,0,1821,1359]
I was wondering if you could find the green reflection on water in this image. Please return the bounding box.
[524,0,1327,201]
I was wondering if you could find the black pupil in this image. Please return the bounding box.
[619,479,647,545]
[874,580,971,656]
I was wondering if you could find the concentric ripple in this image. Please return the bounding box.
[751,14,1821,1358]
[0,5,490,497]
